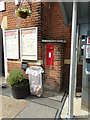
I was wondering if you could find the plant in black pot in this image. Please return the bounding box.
[7,68,30,99]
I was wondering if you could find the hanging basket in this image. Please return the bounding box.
[16,7,32,19]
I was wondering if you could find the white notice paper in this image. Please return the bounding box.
[21,27,37,60]
[5,30,19,59]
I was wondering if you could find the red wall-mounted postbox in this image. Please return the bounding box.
[46,44,54,66]
[87,37,90,44]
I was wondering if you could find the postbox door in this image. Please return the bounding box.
[46,44,54,66]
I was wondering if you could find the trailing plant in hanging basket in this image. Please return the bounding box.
[16,7,32,19]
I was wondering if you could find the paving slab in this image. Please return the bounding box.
[0,77,5,85]
[43,90,64,102]
[0,85,12,97]
[14,102,58,118]
[61,97,89,119]
[25,95,62,110]
[1,94,29,118]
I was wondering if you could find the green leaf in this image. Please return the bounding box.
[7,69,25,86]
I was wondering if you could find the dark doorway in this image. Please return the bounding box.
[0,26,4,76]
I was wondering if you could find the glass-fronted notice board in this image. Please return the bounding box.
[4,30,19,59]
[20,27,37,60]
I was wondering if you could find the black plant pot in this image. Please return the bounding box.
[19,11,28,19]
[11,80,30,99]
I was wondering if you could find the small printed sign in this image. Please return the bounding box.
[49,52,51,58]
[86,45,90,58]
[15,0,19,5]
[0,1,5,11]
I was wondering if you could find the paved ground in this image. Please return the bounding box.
[1,94,29,118]
[0,77,90,120]
[0,77,67,119]
[15,102,57,118]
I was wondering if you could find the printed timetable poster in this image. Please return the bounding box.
[5,30,19,59]
[20,27,37,60]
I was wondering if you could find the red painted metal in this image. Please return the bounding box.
[88,37,90,44]
[46,44,54,66]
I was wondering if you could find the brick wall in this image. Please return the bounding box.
[41,2,49,39]
[62,64,83,92]
[1,1,83,91]
[77,65,83,92]
[41,2,71,91]
[8,62,21,72]
[41,2,72,41]
[41,2,82,91]
[42,43,64,91]
[2,1,42,72]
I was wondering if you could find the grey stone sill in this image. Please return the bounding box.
[42,40,66,43]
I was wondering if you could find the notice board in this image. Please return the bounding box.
[4,30,19,59]
[20,27,37,60]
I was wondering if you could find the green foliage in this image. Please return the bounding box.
[16,7,32,18]
[7,69,25,86]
